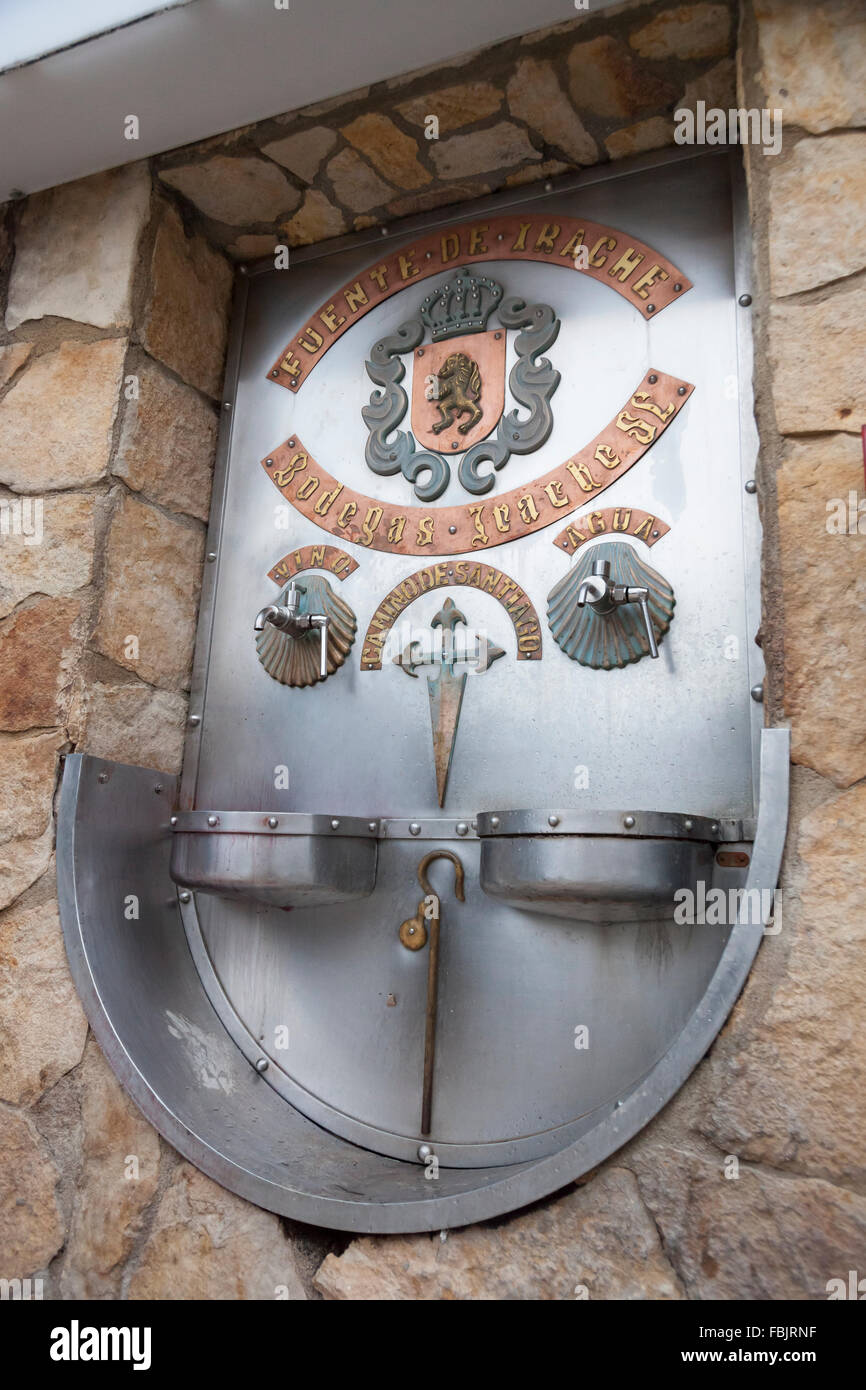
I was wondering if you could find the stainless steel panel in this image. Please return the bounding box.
[55,150,786,1228]
[191,833,733,1164]
[191,151,761,822]
[172,150,771,1164]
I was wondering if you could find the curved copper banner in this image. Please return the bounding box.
[361,561,542,670]
[268,545,359,585]
[269,214,693,391]
[261,370,693,558]
[552,507,670,555]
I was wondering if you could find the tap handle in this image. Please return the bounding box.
[310,614,330,678]
[636,593,659,659]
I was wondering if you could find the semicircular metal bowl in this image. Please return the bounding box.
[169,811,378,909]
[57,732,787,1234]
[476,809,729,922]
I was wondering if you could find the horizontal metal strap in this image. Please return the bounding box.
[172,810,754,843]
[475,810,754,843]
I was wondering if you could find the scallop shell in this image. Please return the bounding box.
[547,541,674,670]
[255,575,356,688]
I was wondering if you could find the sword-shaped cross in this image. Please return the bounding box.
[394,597,504,806]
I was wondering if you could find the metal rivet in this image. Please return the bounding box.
[745,479,757,494]
[548,814,560,827]
[648,373,658,384]
[97,771,109,784]
[409,822,421,836]
[267,816,278,829]
[544,181,553,192]
[417,348,424,357]
[417,1144,432,1161]
[711,823,719,835]
[380,226,389,237]
[449,525,457,534]
[751,684,764,703]
[368,821,378,833]
[207,815,218,827]
[674,283,682,292]
[647,304,655,313]
[684,819,693,831]
[452,442,458,449]
[289,380,297,388]
[623,815,636,829]
[738,293,752,307]
[652,529,660,538]
[456,821,468,836]
[494,331,502,340]
[266,458,274,467]
[425,251,432,258]
[170,815,178,826]
[154,784,163,794]
[271,369,279,377]
[255,1057,269,1073]
[330,818,340,830]
[223,401,232,411]
[189,715,200,726]
[677,385,687,396]
[207,551,217,561]
[179,891,191,904]
[615,1099,623,1109]
[490,815,500,829]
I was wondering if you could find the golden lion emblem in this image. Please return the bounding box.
[431,352,483,436]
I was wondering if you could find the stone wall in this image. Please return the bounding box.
[153,0,736,258]
[1,0,865,1300]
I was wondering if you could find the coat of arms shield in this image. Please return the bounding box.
[362,265,561,500]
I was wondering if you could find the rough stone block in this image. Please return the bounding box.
[114,355,217,522]
[0,895,88,1105]
[142,205,232,399]
[92,493,204,691]
[769,132,866,296]
[0,339,126,492]
[0,492,98,619]
[6,165,150,331]
[159,156,300,226]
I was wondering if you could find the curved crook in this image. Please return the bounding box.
[417,850,465,902]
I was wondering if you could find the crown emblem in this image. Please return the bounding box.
[419,266,502,342]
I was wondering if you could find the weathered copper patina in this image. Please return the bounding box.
[269,215,693,391]
[262,371,693,556]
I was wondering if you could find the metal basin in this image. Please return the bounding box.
[477,810,725,922]
[170,811,378,909]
